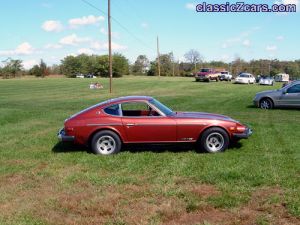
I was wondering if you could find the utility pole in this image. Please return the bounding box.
[108,0,113,93]
[172,51,175,76]
[157,36,161,77]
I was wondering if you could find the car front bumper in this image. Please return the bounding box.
[232,128,253,139]
[57,128,75,142]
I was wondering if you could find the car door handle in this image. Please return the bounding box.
[126,123,135,127]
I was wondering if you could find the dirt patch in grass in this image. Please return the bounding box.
[163,187,300,225]
[189,184,221,199]
[1,174,299,225]
[236,187,300,225]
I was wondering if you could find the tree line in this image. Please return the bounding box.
[1,50,300,79]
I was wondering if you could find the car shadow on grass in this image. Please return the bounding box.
[52,142,243,154]
[247,104,300,111]
[52,142,90,154]
[123,142,243,154]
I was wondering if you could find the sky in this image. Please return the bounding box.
[0,0,299,69]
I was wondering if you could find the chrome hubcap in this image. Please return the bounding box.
[206,133,224,152]
[97,136,116,155]
[260,100,270,109]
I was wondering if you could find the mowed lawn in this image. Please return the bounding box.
[0,76,299,225]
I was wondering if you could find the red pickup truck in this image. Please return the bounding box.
[195,68,220,82]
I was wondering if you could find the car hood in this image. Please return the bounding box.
[256,90,278,95]
[172,112,236,122]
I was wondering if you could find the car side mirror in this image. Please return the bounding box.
[282,90,287,95]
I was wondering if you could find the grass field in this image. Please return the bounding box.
[0,76,299,225]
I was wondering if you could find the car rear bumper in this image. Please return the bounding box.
[232,128,253,139]
[57,128,75,142]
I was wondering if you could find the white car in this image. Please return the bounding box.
[76,74,85,78]
[219,71,233,81]
[259,77,275,86]
[234,73,256,84]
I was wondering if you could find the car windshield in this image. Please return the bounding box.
[200,69,210,72]
[149,99,173,116]
[239,74,249,78]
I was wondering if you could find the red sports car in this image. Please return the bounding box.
[58,96,252,155]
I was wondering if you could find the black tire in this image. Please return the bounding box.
[91,130,122,155]
[259,98,273,110]
[199,127,229,153]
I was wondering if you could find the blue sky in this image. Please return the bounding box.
[0,0,299,69]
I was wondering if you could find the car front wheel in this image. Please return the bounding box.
[200,128,229,153]
[91,130,121,155]
[259,98,273,109]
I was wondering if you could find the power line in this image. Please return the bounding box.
[80,0,155,51]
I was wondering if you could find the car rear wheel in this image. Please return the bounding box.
[200,128,229,153]
[259,98,273,109]
[91,130,121,155]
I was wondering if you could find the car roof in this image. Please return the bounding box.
[101,96,153,106]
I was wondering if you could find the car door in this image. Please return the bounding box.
[120,101,177,143]
[280,84,300,106]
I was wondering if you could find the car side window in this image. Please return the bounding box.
[103,104,120,116]
[287,84,300,94]
[121,102,160,117]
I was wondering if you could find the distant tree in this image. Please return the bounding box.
[132,55,149,75]
[29,59,49,77]
[49,64,62,75]
[184,49,203,72]
[61,53,129,78]
[113,53,130,77]
[148,52,173,76]
[0,58,23,78]
[61,56,81,78]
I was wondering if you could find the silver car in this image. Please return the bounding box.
[253,80,300,109]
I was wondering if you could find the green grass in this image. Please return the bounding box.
[0,76,299,224]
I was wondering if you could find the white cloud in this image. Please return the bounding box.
[220,54,232,62]
[42,20,63,32]
[100,28,120,39]
[275,0,299,6]
[69,15,105,28]
[90,41,127,51]
[22,59,39,70]
[41,2,52,8]
[59,34,91,46]
[141,22,148,28]
[44,43,63,49]
[0,42,35,56]
[242,39,251,47]
[186,3,196,10]
[266,45,278,51]
[276,35,284,41]
[78,48,94,55]
[221,27,260,49]
[100,28,107,35]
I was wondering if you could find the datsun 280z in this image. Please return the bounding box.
[58,96,252,155]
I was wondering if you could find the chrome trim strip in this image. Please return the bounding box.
[126,124,175,126]
[87,123,122,126]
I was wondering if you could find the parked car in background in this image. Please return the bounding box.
[219,71,233,81]
[85,74,97,79]
[253,80,300,109]
[58,96,252,155]
[275,73,289,82]
[259,76,275,86]
[234,73,256,84]
[76,74,85,78]
[195,68,220,82]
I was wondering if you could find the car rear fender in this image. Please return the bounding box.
[87,127,124,146]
